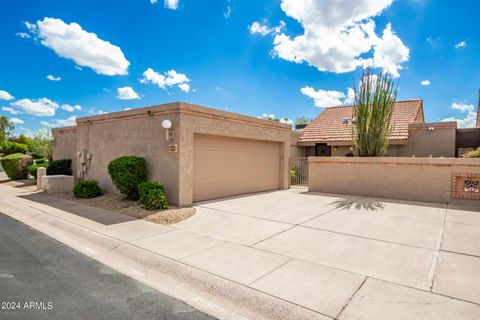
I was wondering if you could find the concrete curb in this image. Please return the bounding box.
[2,208,329,320]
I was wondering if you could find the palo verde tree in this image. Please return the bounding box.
[352,70,397,157]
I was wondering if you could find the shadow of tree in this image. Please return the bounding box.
[331,198,385,212]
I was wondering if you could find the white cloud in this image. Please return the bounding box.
[224,4,233,18]
[178,83,190,93]
[60,104,82,112]
[116,87,141,100]
[2,107,22,115]
[24,21,37,32]
[16,32,31,39]
[0,90,15,101]
[268,0,409,77]
[258,114,293,126]
[9,118,24,124]
[11,98,58,116]
[259,113,276,120]
[442,102,477,128]
[140,68,191,92]
[454,40,468,49]
[27,17,130,76]
[279,117,293,125]
[421,80,430,86]
[345,87,356,104]
[41,116,77,128]
[249,21,285,36]
[451,102,474,113]
[164,0,179,9]
[46,74,62,81]
[150,0,157,3]
[300,86,351,108]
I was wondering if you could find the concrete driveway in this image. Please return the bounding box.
[170,189,480,319]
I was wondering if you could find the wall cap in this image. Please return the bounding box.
[74,101,291,131]
[308,156,480,166]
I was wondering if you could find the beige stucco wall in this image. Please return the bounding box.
[290,132,304,157]
[397,122,457,157]
[52,102,291,206]
[52,126,78,173]
[331,146,351,156]
[75,104,182,204]
[308,157,480,204]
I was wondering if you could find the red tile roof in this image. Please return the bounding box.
[299,100,424,143]
[477,90,480,128]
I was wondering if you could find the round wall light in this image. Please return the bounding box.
[162,119,172,129]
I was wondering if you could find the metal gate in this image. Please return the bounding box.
[290,157,308,188]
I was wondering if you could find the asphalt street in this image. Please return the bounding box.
[0,212,215,320]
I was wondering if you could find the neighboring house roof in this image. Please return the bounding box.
[299,99,424,143]
[477,90,480,128]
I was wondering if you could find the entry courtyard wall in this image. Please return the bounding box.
[309,157,480,204]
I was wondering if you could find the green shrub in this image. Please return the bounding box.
[8,134,31,145]
[47,159,72,175]
[108,156,147,199]
[138,182,168,210]
[0,153,33,179]
[27,159,49,179]
[463,148,480,158]
[74,180,102,198]
[1,141,28,155]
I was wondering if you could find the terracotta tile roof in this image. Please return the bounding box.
[299,100,424,143]
[477,90,480,128]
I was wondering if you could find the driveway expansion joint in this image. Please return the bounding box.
[428,206,448,291]
[334,276,368,320]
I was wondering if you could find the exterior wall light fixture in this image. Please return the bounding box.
[162,119,174,141]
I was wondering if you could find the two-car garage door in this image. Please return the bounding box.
[193,135,281,202]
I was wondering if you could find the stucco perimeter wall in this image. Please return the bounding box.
[309,157,480,204]
[75,103,182,205]
[177,102,292,206]
[52,126,78,175]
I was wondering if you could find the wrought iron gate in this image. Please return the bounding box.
[290,157,308,188]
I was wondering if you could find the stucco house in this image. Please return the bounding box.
[52,99,480,206]
[295,99,459,158]
[52,102,292,207]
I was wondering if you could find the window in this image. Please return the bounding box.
[315,143,331,156]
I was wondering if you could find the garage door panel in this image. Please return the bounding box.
[193,135,281,202]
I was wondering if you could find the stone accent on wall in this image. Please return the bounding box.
[452,173,480,200]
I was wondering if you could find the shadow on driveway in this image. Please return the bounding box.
[18,193,135,225]
[330,198,386,212]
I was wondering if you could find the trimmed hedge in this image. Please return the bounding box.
[74,180,102,198]
[1,141,28,155]
[27,159,49,179]
[0,153,33,179]
[138,182,168,210]
[47,159,72,175]
[108,156,146,199]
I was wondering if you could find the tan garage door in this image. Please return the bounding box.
[193,135,281,202]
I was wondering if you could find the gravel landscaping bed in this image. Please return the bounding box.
[50,192,196,225]
[0,172,196,225]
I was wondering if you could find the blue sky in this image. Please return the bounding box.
[0,0,479,134]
